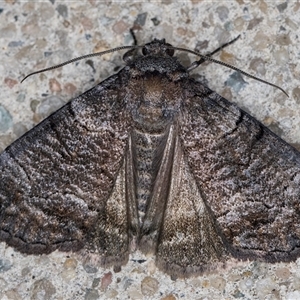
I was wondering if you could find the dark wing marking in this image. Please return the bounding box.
[0,73,136,267]
[180,80,300,262]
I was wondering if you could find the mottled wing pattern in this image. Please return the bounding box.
[0,74,134,266]
[180,80,300,261]
[1,35,299,278]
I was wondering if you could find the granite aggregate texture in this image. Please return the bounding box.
[0,1,300,299]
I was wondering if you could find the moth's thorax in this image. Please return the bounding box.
[127,72,184,132]
[132,55,184,75]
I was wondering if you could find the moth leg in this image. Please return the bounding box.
[129,28,138,46]
[204,35,241,59]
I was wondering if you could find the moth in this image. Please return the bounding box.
[0,35,299,278]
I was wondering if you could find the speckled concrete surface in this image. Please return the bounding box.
[0,1,300,299]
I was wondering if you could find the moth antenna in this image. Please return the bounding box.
[21,37,288,98]
[195,35,241,66]
[21,45,140,83]
[172,45,289,97]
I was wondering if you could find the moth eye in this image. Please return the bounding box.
[142,47,149,56]
[166,48,174,57]
[164,42,174,56]
[123,48,136,63]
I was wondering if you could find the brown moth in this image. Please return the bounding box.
[0,37,299,278]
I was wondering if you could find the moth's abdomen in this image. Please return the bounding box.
[132,128,169,225]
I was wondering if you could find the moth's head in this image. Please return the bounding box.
[142,39,175,57]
